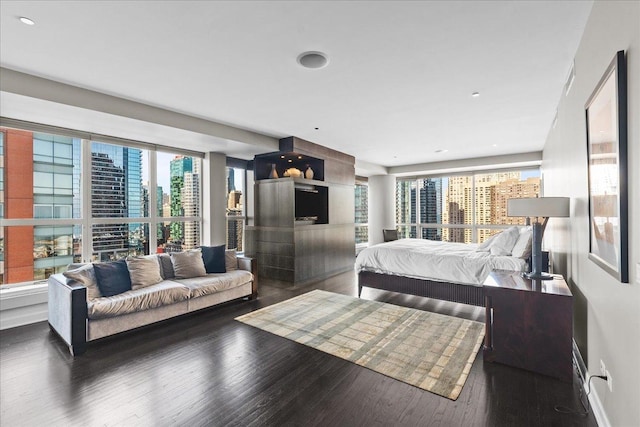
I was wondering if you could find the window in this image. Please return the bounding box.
[1,126,203,285]
[155,152,201,253]
[226,166,245,251]
[355,180,368,244]
[396,170,540,243]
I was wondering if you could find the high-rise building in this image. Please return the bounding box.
[492,177,541,225]
[169,156,193,245]
[227,167,235,193]
[420,178,442,241]
[90,142,143,261]
[354,182,368,244]
[443,176,472,242]
[396,180,417,237]
[1,129,78,283]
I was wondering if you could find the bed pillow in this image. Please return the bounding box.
[64,263,102,300]
[225,249,238,271]
[200,245,226,273]
[126,255,163,289]
[511,227,533,259]
[490,226,520,256]
[93,259,132,297]
[171,249,207,279]
[477,233,498,252]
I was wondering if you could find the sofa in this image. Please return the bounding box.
[48,248,257,356]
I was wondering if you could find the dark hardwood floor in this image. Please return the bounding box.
[1,271,597,426]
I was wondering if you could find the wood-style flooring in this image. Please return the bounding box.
[0,271,598,426]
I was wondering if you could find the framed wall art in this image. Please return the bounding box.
[585,50,628,283]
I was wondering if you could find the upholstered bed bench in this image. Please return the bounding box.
[48,249,257,356]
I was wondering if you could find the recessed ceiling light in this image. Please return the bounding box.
[280,155,285,159]
[435,149,448,153]
[471,92,480,98]
[19,16,35,25]
[492,144,498,147]
[297,51,329,69]
[288,159,293,163]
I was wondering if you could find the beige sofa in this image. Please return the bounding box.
[48,253,257,356]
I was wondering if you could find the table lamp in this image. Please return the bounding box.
[507,197,570,280]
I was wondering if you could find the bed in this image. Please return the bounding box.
[355,228,529,306]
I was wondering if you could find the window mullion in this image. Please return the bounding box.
[148,151,158,253]
[81,139,92,262]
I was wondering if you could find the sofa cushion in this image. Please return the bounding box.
[157,253,175,279]
[175,270,253,299]
[225,249,237,271]
[171,249,207,279]
[87,280,190,319]
[201,245,226,273]
[93,259,132,297]
[126,255,163,289]
[63,264,102,300]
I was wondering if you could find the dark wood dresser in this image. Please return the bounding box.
[483,270,573,382]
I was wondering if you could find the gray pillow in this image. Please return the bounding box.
[63,263,102,300]
[225,249,238,271]
[171,249,207,279]
[156,253,174,279]
[126,255,163,289]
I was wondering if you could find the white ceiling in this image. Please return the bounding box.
[0,1,592,168]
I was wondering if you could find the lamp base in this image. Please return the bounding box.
[523,272,554,281]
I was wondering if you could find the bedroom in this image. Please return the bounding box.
[0,1,638,426]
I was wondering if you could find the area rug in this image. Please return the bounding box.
[235,290,484,400]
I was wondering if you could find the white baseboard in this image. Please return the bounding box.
[587,381,611,427]
[0,284,48,330]
[573,341,610,427]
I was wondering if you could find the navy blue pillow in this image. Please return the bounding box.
[200,245,226,273]
[93,259,132,297]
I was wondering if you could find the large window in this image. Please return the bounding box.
[355,179,368,244]
[1,126,203,285]
[396,170,540,243]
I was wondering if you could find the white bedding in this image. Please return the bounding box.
[355,238,526,286]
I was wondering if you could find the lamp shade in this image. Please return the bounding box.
[507,197,570,218]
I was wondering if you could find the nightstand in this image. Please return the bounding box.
[482,270,573,382]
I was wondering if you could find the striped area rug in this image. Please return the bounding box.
[235,290,484,400]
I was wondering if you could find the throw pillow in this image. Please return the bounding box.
[490,226,520,256]
[93,259,132,297]
[156,253,175,279]
[126,255,163,289]
[63,263,102,300]
[225,249,238,271]
[171,249,207,279]
[200,245,226,274]
[511,227,533,259]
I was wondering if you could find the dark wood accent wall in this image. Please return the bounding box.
[247,137,356,284]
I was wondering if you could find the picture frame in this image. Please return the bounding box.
[585,50,628,283]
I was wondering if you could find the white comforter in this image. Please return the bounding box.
[355,239,526,286]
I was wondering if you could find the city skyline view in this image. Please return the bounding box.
[396,171,541,243]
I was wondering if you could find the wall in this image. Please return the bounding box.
[368,175,396,245]
[543,2,639,426]
[201,152,227,246]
